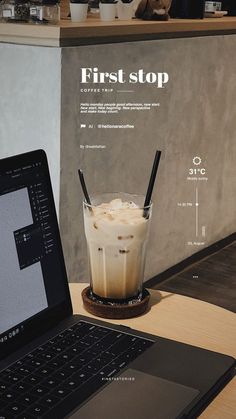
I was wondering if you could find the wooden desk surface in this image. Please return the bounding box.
[70,283,236,419]
[2,16,236,47]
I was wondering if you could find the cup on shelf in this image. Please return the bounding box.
[117,0,133,20]
[99,0,117,21]
[70,0,88,22]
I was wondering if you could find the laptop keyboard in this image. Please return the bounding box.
[0,320,154,418]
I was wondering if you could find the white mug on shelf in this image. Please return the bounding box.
[70,2,88,22]
[117,0,133,20]
[99,2,117,21]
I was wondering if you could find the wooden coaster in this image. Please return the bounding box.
[81,287,150,319]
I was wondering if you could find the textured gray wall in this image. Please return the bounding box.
[1,39,234,285]
[0,43,61,209]
[60,36,236,283]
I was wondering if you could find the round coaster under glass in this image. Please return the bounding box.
[81,286,150,319]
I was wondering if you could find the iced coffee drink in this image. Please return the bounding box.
[83,193,152,301]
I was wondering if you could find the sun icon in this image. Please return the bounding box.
[193,156,202,166]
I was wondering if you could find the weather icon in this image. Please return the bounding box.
[193,156,202,166]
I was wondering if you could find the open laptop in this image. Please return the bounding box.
[0,149,235,419]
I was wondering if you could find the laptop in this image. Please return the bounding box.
[0,149,235,419]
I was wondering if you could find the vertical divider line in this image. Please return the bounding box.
[196,187,198,237]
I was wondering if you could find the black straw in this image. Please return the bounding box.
[78,169,92,206]
[143,150,162,217]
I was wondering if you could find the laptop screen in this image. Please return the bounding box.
[0,150,71,353]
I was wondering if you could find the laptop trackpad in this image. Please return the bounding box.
[69,368,200,419]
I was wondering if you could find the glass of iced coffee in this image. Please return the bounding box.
[83,192,152,303]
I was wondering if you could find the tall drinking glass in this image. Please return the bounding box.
[83,192,152,303]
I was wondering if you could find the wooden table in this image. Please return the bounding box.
[70,283,236,419]
[2,17,236,46]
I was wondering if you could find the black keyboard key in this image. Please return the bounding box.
[63,374,85,390]
[27,359,43,368]
[53,368,73,381]
[17,393,38,407]
[96,326,110,334]
[38,344,57,354]
[66,326,76,332]
[25,353,35,360]
[56,352,75,363]
[2,390,19,402]
[24,375,42,385]
[98,365,118,379]
[4,374,21,384]
[50,345,64,353]
[16,366,34,376]
[26,404,48,417]
[55,331,69,339]
[66,363,78,373]
[7,403,26,415]
[47,337,60,346]
[100,350,116,362]
[109,335,136,355]
[71,323,92,332]
[14,360,24,367]
[32,347,45,355]
[0,383,10,393]
[46,359,61,369]
[11,381,33,394]
[93,356,109,367]
[57,331,69,339]
[30,385,48,397]
[40,352,55,361]
[59,337,77,347]
[87,358,106,372]
[72,368,94,383]
[68,330,89,341]
[87,325,97,331]
[84,363,100,374]
[42,376,60,389]
[73,352,92,365]
[53,386,71,399]
[40,394,60,408]
[67,323,84,332]
[122,350,141,363]
[66,344,84,356]
[111,358,129,369]
[79,334,99,346]
[88,327,110,339]
[72,358,94,371]
[136,338,154,349]
[68,360,84,371]
[87,332,102,341]
[62,377,81,390]
[36,367,54,378]
[84,345,103,357]
[92,332,123,351]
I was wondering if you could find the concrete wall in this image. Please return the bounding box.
[60,36,236,283]
[1,38,235,284]
[0,43,61,209]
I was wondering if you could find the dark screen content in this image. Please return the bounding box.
[0,160,66,343]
